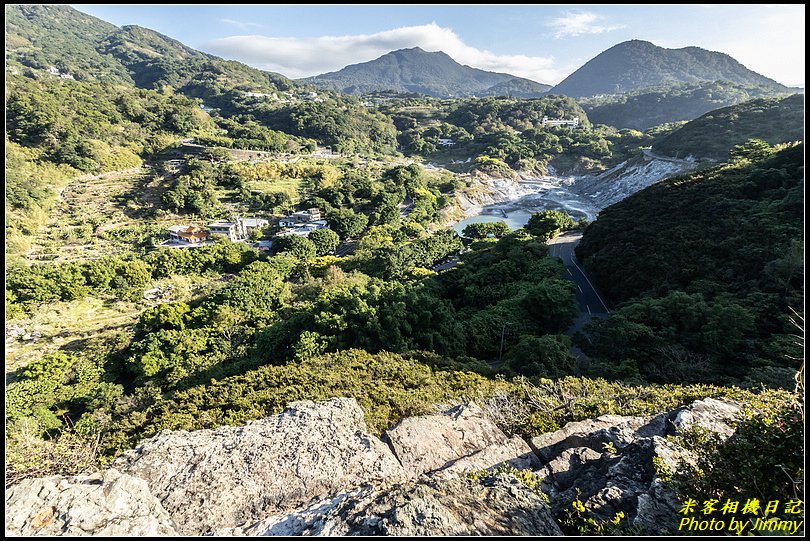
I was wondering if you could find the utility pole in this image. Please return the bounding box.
[498,322,512,364]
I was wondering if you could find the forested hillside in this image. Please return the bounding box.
[653,94,804,159]
[5,5,396,157]
[577,142,803,387]
[383,95,646,174]
[581,80,794,130]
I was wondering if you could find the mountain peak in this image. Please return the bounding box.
[301,48,550,98]
[394,46,428,54]
[551,40,785,97]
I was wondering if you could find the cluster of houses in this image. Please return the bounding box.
[166,209,329,249]
[242,90,321,103]
[167,216,269,244]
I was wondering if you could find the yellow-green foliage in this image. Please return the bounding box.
[98,350,794,458]
[111,349,498,444]
[5,419,101,487]
[467,464,547,500]
[6,141,77,254]
[669,401,804,525]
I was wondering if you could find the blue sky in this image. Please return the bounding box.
[72,5,805,86]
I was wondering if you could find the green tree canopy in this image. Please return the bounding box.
[525,210,576,241]
[308,228,340,256]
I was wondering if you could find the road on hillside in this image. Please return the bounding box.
[547,231,610,333]
[642,147,697,164]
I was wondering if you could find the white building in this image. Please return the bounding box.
[276,219,330,238]
[207,217,269,241]
[239,217,270,234]
[208,221,241,241]
[279,208,321,228]
[542,116,580,128]
[437,138,455,147]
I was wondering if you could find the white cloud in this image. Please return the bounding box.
[547,11,623,39]
[205,22,565,83]
[220,18,262,31]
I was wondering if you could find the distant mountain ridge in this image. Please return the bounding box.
[5,4,296,95]
[301,47,552,98]
[551,40,787,98]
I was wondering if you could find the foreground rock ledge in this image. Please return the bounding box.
[5,469,177,536]
[112,398,408,535]
[5,396,742,536]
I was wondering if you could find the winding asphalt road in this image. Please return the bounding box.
[547,231,610,334]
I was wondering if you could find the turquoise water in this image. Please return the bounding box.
[453,210,535,235]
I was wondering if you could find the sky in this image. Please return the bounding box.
[72,5,805,86]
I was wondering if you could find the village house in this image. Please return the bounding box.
[276,207,329,238]
[277,220,329,238]
[168,225,209,244]
[278,208,321,228]
[238,217,270,237]
[437,138,455,147]
[208,221,241,241]
[256,240,273,252]
[208,217,270,242]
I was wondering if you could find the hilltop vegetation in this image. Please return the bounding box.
[5,5,395,158]
[5,4,131,83]
[6,5,293,96]
[581,80,794,131]
[577,142,803,388]
[653,94,804,159]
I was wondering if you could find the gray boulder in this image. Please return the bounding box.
[5,469,177,536]
[242,474,563,536]
[384,402,540,476]
[671,396,741,438]
[113,397,407,535]
[530,413,669,462]
[532,398,741,534]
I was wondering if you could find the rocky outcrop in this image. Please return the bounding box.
[5,396,744,537]
[4,469,177,536]
[670,396,741,438]
[384,403,540,477]
[569,155,695,210]
[532,398,741,533]
[111,398,407,535]
[237,474,562,536]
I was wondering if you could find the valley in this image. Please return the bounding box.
[4,4,804,537]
